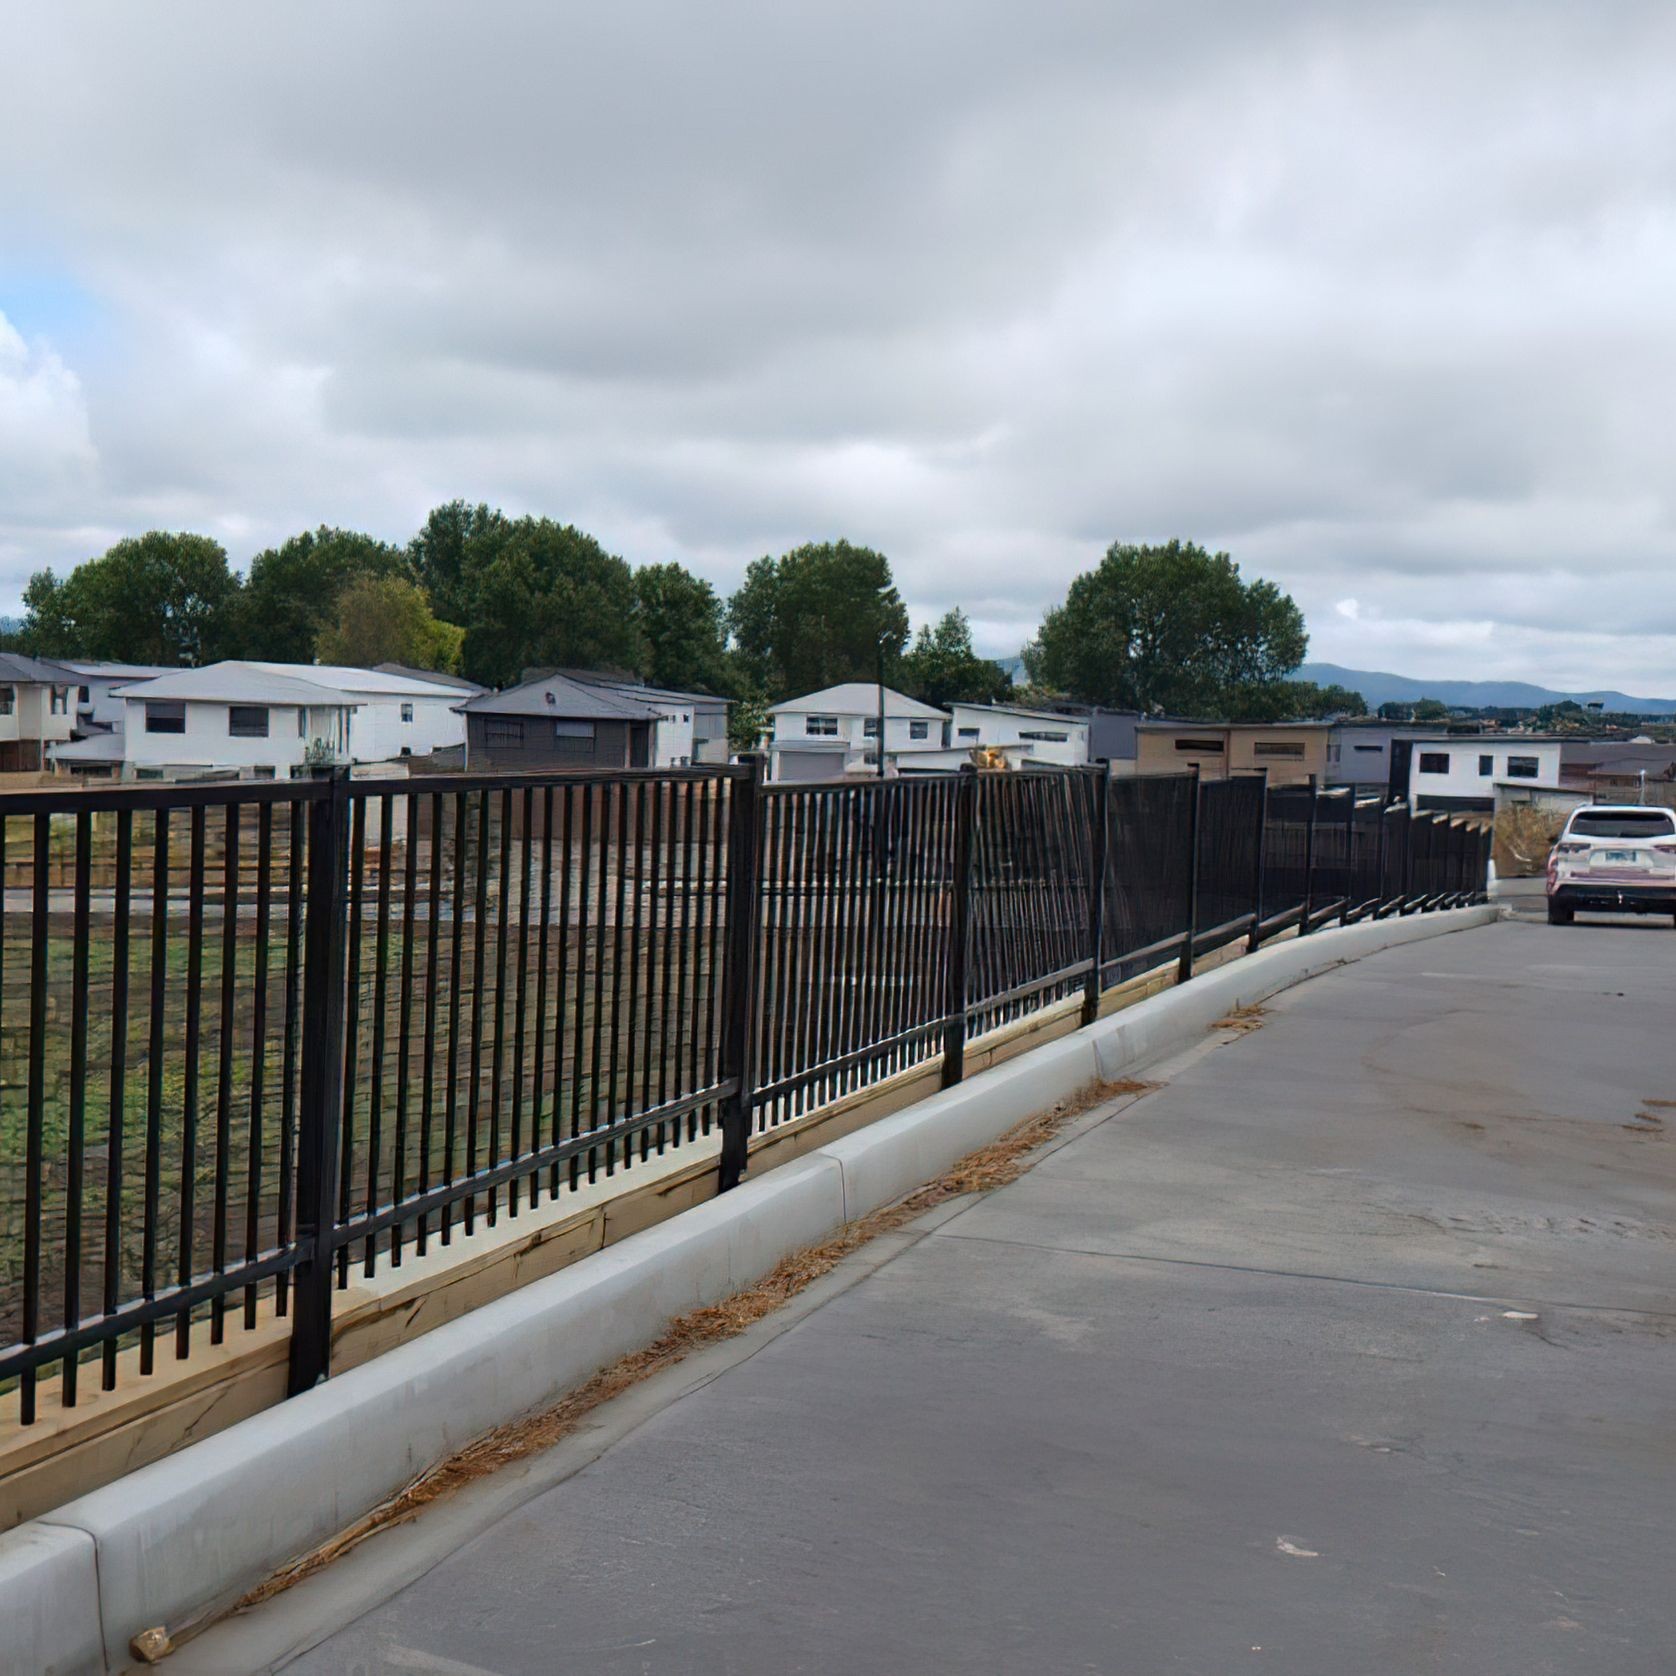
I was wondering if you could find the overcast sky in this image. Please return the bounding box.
[3,2,1673,690]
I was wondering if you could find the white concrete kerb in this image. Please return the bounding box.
[0,904,1496,1675]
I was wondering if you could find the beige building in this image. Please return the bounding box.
[1130,721,1329,786]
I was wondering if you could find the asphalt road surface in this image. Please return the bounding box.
[195,914,1676,1675]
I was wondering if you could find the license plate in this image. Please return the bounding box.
[1601,850,1642,865]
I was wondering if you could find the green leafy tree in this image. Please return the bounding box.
[728,540,909,699]
[1376,701,1412,722]
[634,562,730,692]
[1024,540,1307,716]
[1411,697,1449,722]
[1233,679,1365,722]
[21,531,242,664]
[238,527,410,661]
[462,519,645,687]
[315,575,464,672]
[899,608,1012,708]
[408,501,511,626]
[727,688,770,754]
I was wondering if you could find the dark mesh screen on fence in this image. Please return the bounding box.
[1103,775,1194,973]
[1195,777,1263,937]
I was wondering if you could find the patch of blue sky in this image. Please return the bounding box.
[0,264,105,355]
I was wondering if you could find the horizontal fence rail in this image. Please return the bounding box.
[0,762,1489,1425]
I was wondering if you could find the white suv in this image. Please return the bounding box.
[1546,804,1676,925]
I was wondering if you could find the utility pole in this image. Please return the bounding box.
[876,638,887,781]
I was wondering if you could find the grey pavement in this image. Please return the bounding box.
[229,915,1675,1674]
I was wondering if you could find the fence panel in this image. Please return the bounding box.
[1,759,1491,1426]
[1102,775,1194,977]
[968,772,1092,1036]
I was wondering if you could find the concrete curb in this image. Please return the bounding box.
[0,905,1494,1674]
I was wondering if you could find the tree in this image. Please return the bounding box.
[315,575,465,672]
[899,608,1012,708]
[1377,701,1412,722]
[461,518,645,687]
[408,500,510,626]
[1024,540,1307,716]
[1411,697,1449,722]
[727,688,770,754]
[634,562,730,692]
[728,540,909,699]
[21,531,242,664]
[1232,679,1365,722]
[238,527,409,661]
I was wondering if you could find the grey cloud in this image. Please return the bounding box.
[1,0,1673,684]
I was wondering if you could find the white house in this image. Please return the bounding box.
[947,702,1090,768]
[1406,736,1564,813]
[766,684,950,782]
[0,653,78,771]
[89,661,468,781]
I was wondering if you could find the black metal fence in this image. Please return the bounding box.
[0,764,1488,1425]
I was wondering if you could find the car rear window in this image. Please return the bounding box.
[1569,810,1676,839]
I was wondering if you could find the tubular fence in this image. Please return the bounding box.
[0,763,1488,1425]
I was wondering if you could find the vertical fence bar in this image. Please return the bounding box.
[211,805,239,1345]
[1300,774,1318,933]
[140,811,169,1370]
[102,809,133,1389]
[1177,766,1202,985]
[21,813,48,1422]
[942,764,978,1083]
[718,759,764,1192]
[1246,769,1269,954]
[287,770,350,1397]
[63,811,92,1404]
[1081,764,1107,1025]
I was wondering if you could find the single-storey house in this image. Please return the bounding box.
[1131,721,1328,787]
[458,672,665,772]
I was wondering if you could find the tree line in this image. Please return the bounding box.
[10,516,1363,731]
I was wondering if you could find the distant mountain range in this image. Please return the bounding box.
[995,652,1676,716]
[1298,662,1676,716]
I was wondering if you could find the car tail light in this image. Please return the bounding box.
[1554,842,1590,856]
[1653,841,1676,855]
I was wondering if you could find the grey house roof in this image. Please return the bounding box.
[0,652,79,685]
[115,662,363,707]
[459,671,663,721]
[373,662,483,693]
[558,669,727,708]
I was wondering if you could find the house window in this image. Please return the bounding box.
[298,709,308,738]
[553,720,596,756]
[79,686,90,703]
[400,702,414,723]
[957,727,978,739]
[1352,744,1381,754]
[1019,730,1068,743]
[1175,738,1225,753]
[0,686,13,716]
[909,721,929,741]
[228,705,269,738]
[1478,754,1494,776]
[484,719,525,747]
[145,701,187,735]
[863,717,880,738]
[1417,752,1450,774]
[50,687,69,715]
[1506,755,1540,779]
[1253,741,1304,758]
[805,716,838,736]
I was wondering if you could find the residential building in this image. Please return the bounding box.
[556,670,731,767]
[56,661,176,736]
[1559,739,1676,801]
[1326,719,1446,794]
[458,672,663,772]
[1130,721,1329,786]
[1405,736,1564,812]
[947,702,1090,768]
[0,653,80,771]
[766,685,950,782]
[62,661,469,781]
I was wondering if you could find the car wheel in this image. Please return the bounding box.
[1547,902,1574,925]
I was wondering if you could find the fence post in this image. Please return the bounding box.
[1246,768,1269,954]
[1300,773,1318,934]
[287,767,351,1398]
[1081,762,1109,1026]
[1177,765,1202,986]
[718,756,766,1192]
[1341,788,1357,924]
[1373,795,1389,916]
[942,764,979,1087]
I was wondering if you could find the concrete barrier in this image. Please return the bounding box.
[1,905,1494,1673]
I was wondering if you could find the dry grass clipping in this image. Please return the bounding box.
[228,1076,1156,1620]
[1211,1004,1267,1036]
